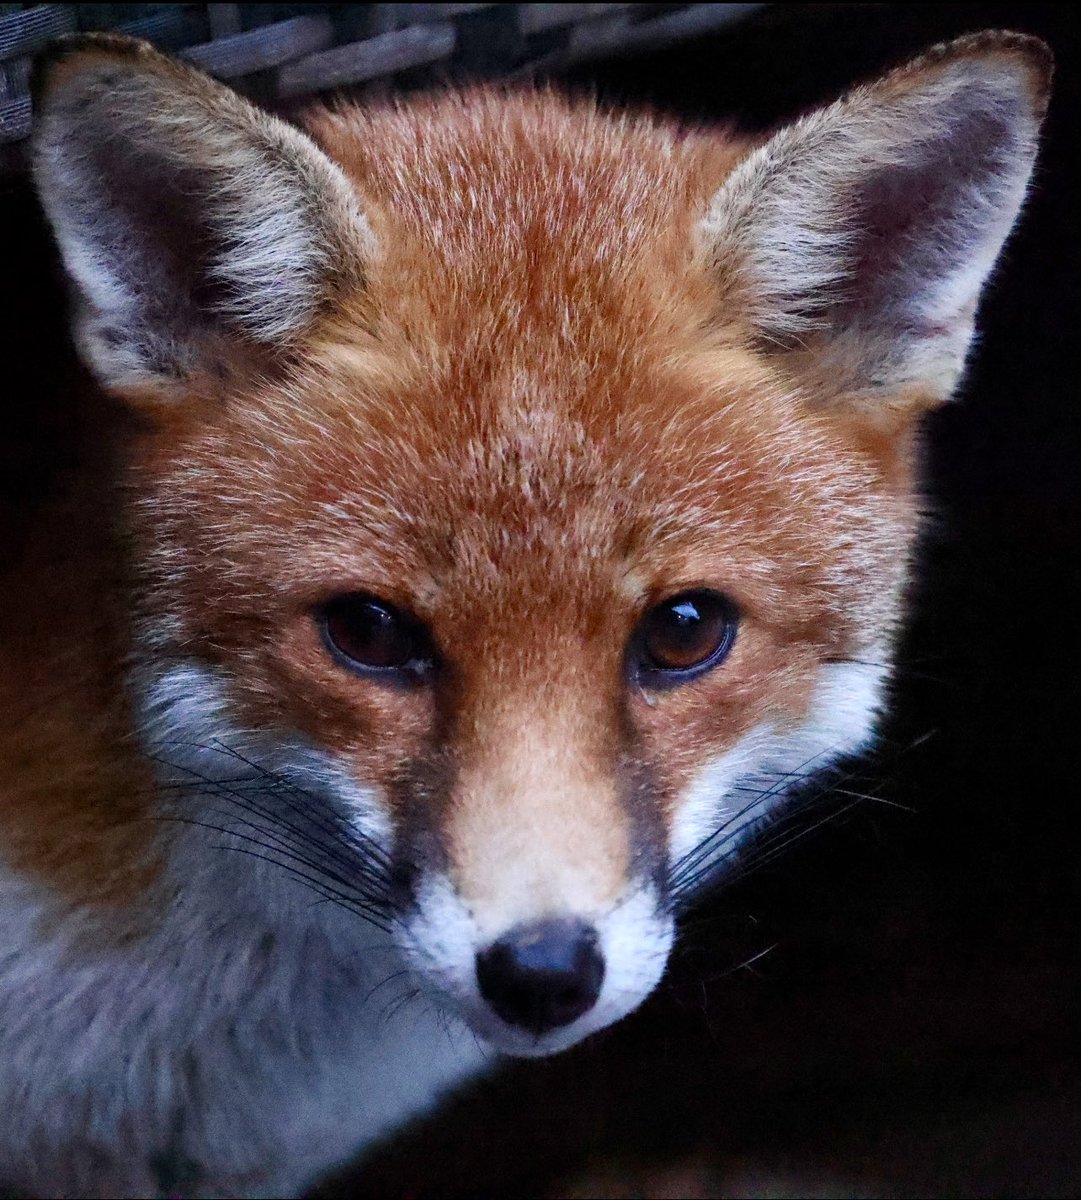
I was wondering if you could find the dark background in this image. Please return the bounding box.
[322,5,1081,1196]
[3,4,1077,1197]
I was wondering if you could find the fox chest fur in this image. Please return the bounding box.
[0,29,1050,1198]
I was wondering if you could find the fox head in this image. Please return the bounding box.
[32,32,1049,1054]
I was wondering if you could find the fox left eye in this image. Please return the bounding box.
[634,590,737,684]
[319,595,433,678]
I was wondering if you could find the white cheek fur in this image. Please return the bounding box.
[140,661,394,851]
[670,658,888,885]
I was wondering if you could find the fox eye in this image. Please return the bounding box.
[635,590,737,684]
[320,595,433,678]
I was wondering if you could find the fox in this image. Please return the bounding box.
[0,26,1050,1198]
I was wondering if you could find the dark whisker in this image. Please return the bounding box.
[204,740,391,865]
[669,749,839,891]
[200,803,390,911]
[669,776,793,885]
[363,969,415,1007]
[381,987,422,1026]
[674,796,866,901]
[719,797,866,885]
[831,786,916,812]
[155,815,393,932]
[150,739,388,873]
[668,728,935,905]
[204,785,390,899]
[219,844,393,934]
[153,739,391,878]
[149,743,394,912]
[155,773,391,907]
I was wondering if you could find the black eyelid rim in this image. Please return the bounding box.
[632,589,739,689]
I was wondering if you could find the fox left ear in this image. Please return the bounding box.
[32,34,373,403]
[700,32,1052,410]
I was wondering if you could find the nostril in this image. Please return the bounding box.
[475,918,605,1035]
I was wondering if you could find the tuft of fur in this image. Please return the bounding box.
[700,32,1050,404]
[31,34,374,399]
[0,30,1050,1198]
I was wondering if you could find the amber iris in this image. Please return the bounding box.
[638,590,736,678]
[321,595,428,674]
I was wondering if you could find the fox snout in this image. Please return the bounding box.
[398,703,674,1054]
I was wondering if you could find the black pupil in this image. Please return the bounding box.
[324,598,416,669]
[644,592,730,671]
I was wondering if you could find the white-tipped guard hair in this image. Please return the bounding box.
[31,34,374,398]
[699,31,1052,403]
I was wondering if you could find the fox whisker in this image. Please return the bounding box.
[149,744,394,909]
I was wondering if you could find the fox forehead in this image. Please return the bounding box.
[306,90,741,329]
[146,342,900,652]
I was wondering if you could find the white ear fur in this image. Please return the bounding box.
[32,35,373,398]
[700,32,1052,403]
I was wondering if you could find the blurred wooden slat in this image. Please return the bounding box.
[277,20,456,98]
[113,6,209,52]
[562,3,765,65]
[205,3,241,40]
[1,54,29,99]
[395,4,493,23]
[0,93,30,141]
[518,5,635,37]
[183,15,334,80]
[0,3,768,152]
[0,5,76,63]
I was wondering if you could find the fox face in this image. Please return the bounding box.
[29,32,1049,1058]
[131,314,904,1054]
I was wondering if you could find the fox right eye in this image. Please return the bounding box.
[633,589,738,687]
[319,595,434,679]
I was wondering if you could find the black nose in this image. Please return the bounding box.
[476,918,605,1034]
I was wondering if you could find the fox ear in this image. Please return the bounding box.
[32,34,372,401]
[701,32,1052,409]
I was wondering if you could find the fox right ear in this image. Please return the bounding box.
[700,32,1051,412]
[32,35,373,402]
